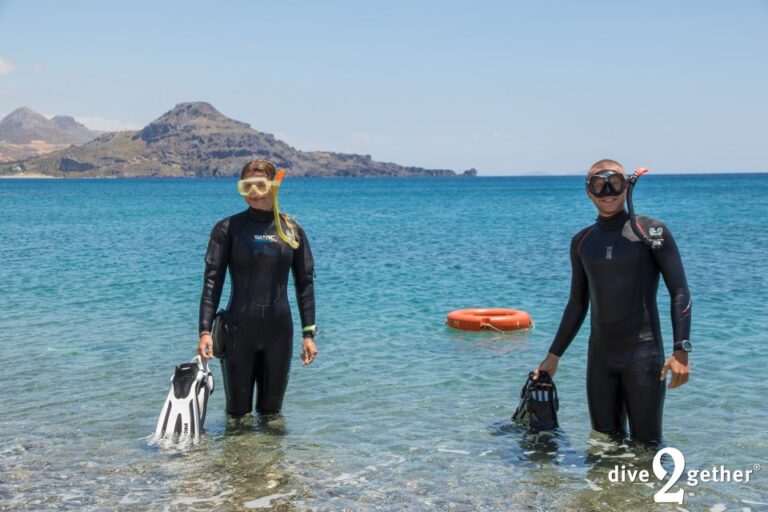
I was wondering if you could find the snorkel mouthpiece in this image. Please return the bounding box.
[271,168,300,249]
[626,167,663,250]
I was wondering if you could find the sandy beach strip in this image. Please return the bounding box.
[0,174,58,179]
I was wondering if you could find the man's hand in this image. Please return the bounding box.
[301,337,318,365]
[197,334,214,360]
[660,351,690,388]
[533,352,560,380]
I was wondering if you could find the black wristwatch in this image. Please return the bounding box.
[673,340,692,353]
[302,325,317,339]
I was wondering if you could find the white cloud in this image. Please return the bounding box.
[75,116,143,132]
[0,57,15,75]
[33,63,44,74]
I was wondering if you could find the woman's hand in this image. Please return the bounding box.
[301,337,318,365]
[197,333,214,360]
[533,352,560,380]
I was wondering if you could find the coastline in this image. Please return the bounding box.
[0,173,58,179]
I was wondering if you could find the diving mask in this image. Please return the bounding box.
[237,177,275,197]
[586,169,627,197]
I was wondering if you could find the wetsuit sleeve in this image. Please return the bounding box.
[199,218,230,333]
[548,232,590,356]
[292,224,316,330]
[650,222,692,345]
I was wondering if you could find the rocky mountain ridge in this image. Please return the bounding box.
[0,107,98,162]
[2,102,476,178]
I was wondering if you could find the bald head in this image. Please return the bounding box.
[588,158,624,177]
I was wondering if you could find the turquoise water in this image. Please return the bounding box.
[1,175,767,511]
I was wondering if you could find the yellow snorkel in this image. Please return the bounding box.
[272,168,300,249]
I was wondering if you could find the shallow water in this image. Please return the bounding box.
[1,175,766,511]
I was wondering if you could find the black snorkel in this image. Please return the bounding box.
[626,167,663,250]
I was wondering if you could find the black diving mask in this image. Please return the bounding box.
[586,169,627,197]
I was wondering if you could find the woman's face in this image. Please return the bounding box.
[242,171,274,210]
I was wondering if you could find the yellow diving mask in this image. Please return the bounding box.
[237,176,275,197]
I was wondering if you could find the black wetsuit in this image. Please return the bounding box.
[549,210,691,443]
[199,208,315,415]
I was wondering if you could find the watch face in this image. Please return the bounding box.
[681,341,692,352]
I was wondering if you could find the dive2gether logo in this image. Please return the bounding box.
[608,447,760,504]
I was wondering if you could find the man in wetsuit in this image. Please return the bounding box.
[197,159,317,416]
[534,159,692,444]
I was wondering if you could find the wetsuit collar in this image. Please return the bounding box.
[247,207,274,222]
[597,210,629,231]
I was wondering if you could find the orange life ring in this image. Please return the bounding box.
[446,308,533,331]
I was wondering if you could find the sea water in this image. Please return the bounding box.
[1,175,766,511]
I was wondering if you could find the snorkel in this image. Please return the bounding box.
[627,167,663,250]
[272,169,300,249]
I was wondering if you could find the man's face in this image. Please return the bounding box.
[586,164,626,217]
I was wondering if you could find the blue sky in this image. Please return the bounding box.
[0,0,766,174]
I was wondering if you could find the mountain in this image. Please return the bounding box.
[1,102,476,178]
[0,107,98,162]
[0,107,96,145]
[51,115,95,142]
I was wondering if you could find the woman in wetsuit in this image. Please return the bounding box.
[197,159,317,416]
[534,159,692,444]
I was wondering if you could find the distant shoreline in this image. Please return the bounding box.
[0,173,58,179]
